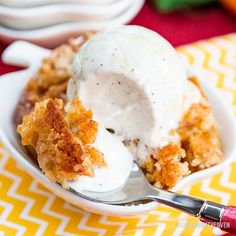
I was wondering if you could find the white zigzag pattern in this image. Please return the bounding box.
[213,38,236,103]
[0,150,25,235]
[201,178,230,205]
[180,46,206,68]
[135,213,166,235]
[78,213,105,236]
[0,201,25,236]
[148,210,170,221]
[153,223,165,236]
[100,215,127,235]
[181,42,236,113]
[64,203,106,236]
[29,181,73,236]
[0,150,26,236]
[118,213,166,235]
[220,166,236,190]
[184,44,222,87]
[203,41,235,84]
[212,38,236,73]
[1,164,47,235]
[223,39,236,69]
[200,42,236,106]
[209,38,236,112]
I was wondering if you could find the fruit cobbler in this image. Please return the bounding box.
[15,26,223,191]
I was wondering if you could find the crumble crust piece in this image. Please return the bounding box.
[178,103,223,171]
[17,98,105,186]
[144,144,189,189]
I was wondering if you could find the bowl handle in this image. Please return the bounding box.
[2,41,51,68]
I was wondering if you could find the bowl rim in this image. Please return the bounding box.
[0,0,144,42]
[0,42,236,215]
[0,0,133,14]
[0,0,135,30]
[0,0,117,8]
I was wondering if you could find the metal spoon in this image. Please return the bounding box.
[70,162,236,234]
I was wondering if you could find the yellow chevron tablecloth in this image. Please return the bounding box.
[1,34,236,236]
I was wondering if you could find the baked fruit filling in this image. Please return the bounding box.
[16,33,224,189]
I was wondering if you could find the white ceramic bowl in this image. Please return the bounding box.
[0,0,144,47]
[0,41,236,216]
[0,0,134,30]
[0,0,116,8]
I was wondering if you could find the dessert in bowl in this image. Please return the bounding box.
[0,26,236,215]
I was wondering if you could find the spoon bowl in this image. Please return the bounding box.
[71,162,236,234]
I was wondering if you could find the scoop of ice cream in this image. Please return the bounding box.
[68,25,187,163]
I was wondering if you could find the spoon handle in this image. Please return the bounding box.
[149,187,236,233]
[200,205,236,234]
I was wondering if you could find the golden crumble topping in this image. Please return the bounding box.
[178,103,223,171]
[17,98,105,185]
[65,99,98,145]
[145,144,189,189]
